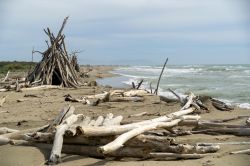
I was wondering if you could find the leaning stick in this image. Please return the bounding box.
[154,58,168,95]
[2,71,10,82]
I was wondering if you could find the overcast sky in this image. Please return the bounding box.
[0,0,250,65]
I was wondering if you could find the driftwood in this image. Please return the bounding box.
[26,17,81,88]
[211,99,233,111]
[109,96,144,102]
[124,89,150,97]
[230,149,250,155]
[2,71,10,82]
[154,58,168,95]
[0,127,19,135]
[0,96,6,107]
[149,152,216,159]
[49,114,81,164]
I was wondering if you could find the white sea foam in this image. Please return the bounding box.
[238,103,250,109]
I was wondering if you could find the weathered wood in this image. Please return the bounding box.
[21,85,62,91]
[2,71,10,82]
[197,141,250,146]
[79,107,195,137]
[109,96,144,102]
[0,96,6,107]
[47,105,75,132]
[124,89,150,97]
[230,149,250,154]
[149,152,215,159]
[49,114,80,164]
[128,112,148,117]
[98,119,182,154]
[0,127,19,135]
[154,58,168,95]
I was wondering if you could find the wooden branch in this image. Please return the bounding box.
[149,152,215,159]
[79,107,195,137]
[98,119,182,154]
[0,127,19,135]
[197,141,250,146]
[230,149,250,154]
[168,88,186,105]
[2,71,10,82]
[109,96,144,102]
[49,114,80,164]
[154,58,168,95]
[136,79,144,89]
[47,105,75,132]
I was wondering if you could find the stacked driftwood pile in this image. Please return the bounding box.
[0,92,249,165]
[26,17,81,88]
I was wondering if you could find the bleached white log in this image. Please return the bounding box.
[21,85,62,91]
[98,119,182,154]
[110,90,124,96]
[49,114,80,164]
[0,127,19,135]
[79,107,195,137]
[0,136,10,145]
[230,149,250,154]
[124,89,150,97]
[86,91,109,101]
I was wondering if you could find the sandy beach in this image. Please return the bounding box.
[0,66,249,166]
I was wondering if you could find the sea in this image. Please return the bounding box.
[98,64,250,109]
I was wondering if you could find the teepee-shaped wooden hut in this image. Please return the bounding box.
[26,17,81,88]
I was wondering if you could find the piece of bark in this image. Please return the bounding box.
[129,112,148,117]
[0,96,6,107]
[17,99,27,102]
[246,118,250,126]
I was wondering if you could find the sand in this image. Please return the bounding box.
[0,66,250,166]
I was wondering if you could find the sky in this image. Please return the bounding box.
[0,0,250,65]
